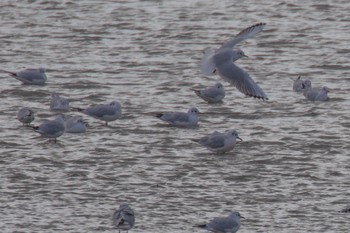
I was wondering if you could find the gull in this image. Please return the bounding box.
[301,80,329,101]
[64,115,87,133]
[195,211,244,233]
[200,23,268,100]
[340,206,350,213]
[1,67,47,85]
[32,114,65,143]
[112,203,135,233]
[17,107,35,126]
[72,100,122,126]
[149,107,200,127]
[191,129,242,154]
[191,82,225,103]
[50,93,70,112]
[293,76,311,92]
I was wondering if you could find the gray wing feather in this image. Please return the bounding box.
[84,105,116,117]
[220,23,266,49]
[162,112,188,123]
[207,217,239,232]
[199,135,225,149]
[216,61,268,100]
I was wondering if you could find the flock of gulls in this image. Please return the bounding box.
[3,22,337,232]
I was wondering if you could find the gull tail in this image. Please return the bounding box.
[71,107,84,112]
[0,69,17,76]
[190,88,201,96]
[194,223,207,228]
[145,112,164,119]
[200,48,216,76]
[190,138,200,143]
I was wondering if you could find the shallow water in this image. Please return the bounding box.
[0,0,349,232]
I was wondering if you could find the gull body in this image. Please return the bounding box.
[150,107,200,127]
[302,80,329,101]
[200,23,268,100]
[1,67,47,85]
[50,93,70,112]
[191,82,225,103]
[64,115,87,133]
[112,203,135,233]
[32,115,65,143]
[195,211,243,233]
[73,100,122,125]
[17,107,35,125]
[192,129,242,153]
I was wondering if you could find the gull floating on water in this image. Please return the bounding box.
[0,67,47,85]
[191,129,242,153]
[32,114,65,143]
[112,203,135,233]
[64,115,87,133]
[293,76,311,92]
[302,80,329,101]
[195,211,244,233]
[50,93,70,112]
[17,107,35,126]
[191,82,225,103]
[72,100,122,126]
[200,23,268,100]
[149,107,201,127]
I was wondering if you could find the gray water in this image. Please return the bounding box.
[0,0,350,232]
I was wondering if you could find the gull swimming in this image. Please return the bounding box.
[64,115,87,133]
[17,107,35,126]
[112,203,135,233]
[72,100,122,126]
[200,23,268,100]
[1,67,47,85]
[50,93,70,112]
[149,107,200,127]
[302,80,329,101]
[293,76,311,92]
[195,211,244,233]
[32,114,65,143]
[191,82,225,103]
[191,129,242,153]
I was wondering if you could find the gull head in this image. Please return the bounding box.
[227,129,243,141]
[232,49,248,61]
[215,82,224,89]
[188,107,200,115]
[230,211,244,219]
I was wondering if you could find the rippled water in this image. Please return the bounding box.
[1,0,350,232]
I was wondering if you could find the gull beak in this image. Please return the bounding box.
[237,136,243,141]
[241,215,245,219]
[243,54,249,58]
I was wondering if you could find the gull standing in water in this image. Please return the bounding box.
[191,82,225,103]
[32,114,65,143]
[191,129,242,153]
[0,67,47,85]
[72,100,122,126]
[195,211,244,233]
[301,80,329,101]
[112,203,135,233]
[17,107,35,126]
[50,93,70,112]
[64,115,87,133]
[149,107,201,127]
[200,23,268,100]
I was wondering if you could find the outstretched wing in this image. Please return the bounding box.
[200,47,217,75]
[220,23,266,49]
[216,61,268,100]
